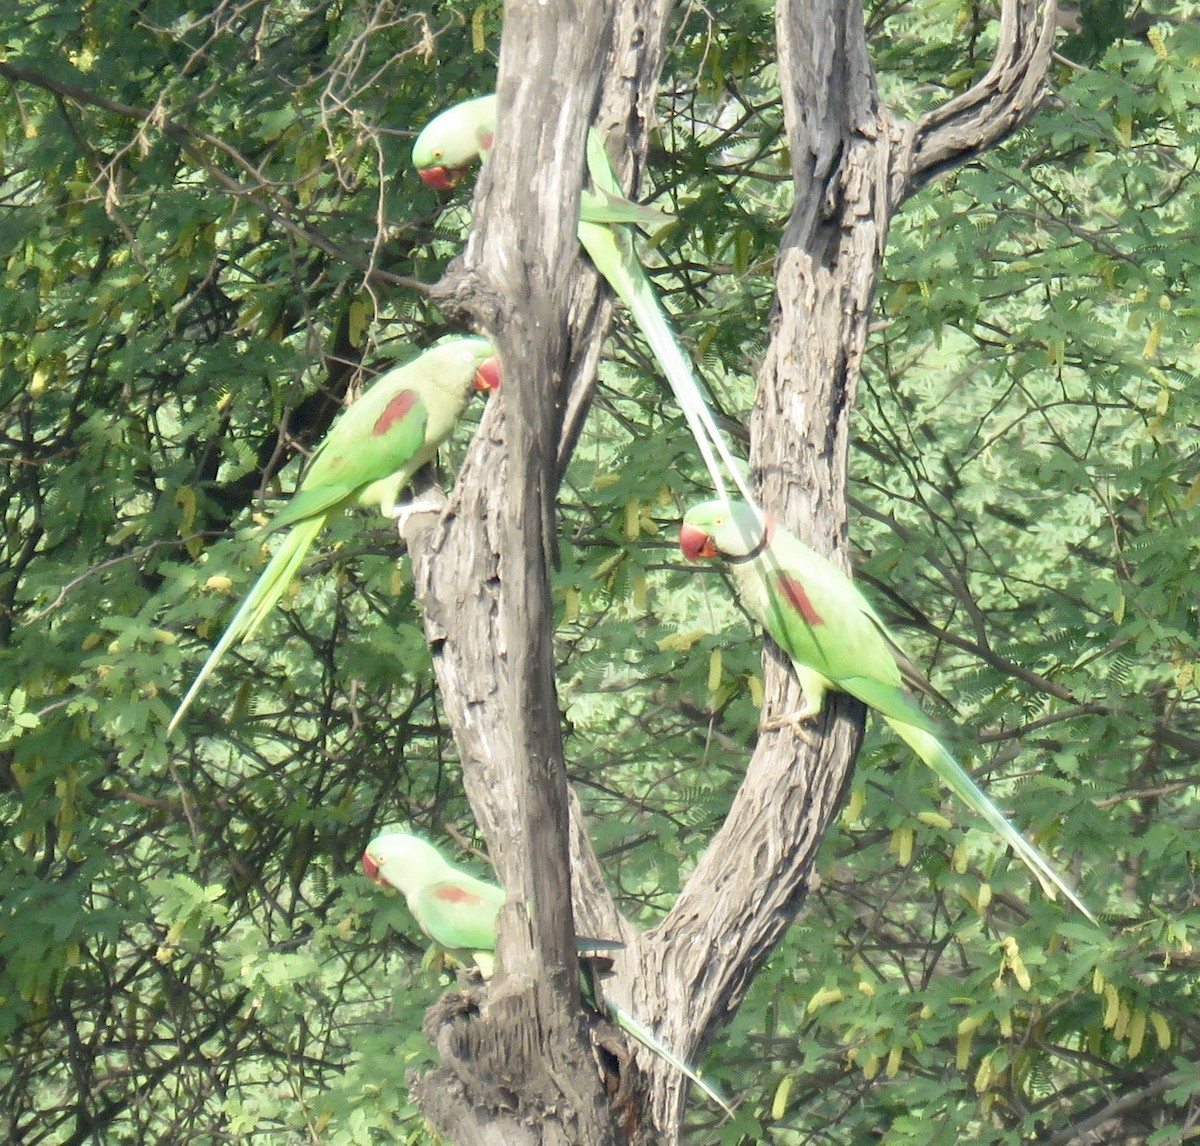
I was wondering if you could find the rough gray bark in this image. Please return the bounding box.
[404,4,625,1143]
[405,0,1057,1141]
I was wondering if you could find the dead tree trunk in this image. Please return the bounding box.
[405,0,1057,1141]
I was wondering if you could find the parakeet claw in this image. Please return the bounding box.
[761,706,821,742]
[390,497,443,531]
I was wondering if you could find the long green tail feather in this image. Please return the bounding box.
[580,187,672,231]
[609,1001,734,1117]
[577,220,753,507]
[581,131,672,230]
[168,514,328,734]
[887,718,1099,926]
[580,133,754,507]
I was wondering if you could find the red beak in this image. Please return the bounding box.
[362,850,383,884]
[418,165,457,190]
[474,357,501,393]
[679,521,718,561]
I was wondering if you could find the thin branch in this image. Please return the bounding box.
[1042,1072,1178,1146]
[0,59,426,293]
[17,540,178,624]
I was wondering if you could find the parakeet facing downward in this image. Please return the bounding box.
[364,829,503,962]
[411,94,666,229]
[411,95,497,191]
[363,830,733,1115]
[411,94,753,507]
[678,499,1097,926]
[168,338,500,734]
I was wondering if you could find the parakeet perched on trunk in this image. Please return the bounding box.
[411,94,753,506]
[364,829,504,967]
[678,499,1098,925]
[412,93,666,229]
[363,830,733,1115]
[168,338,500,734]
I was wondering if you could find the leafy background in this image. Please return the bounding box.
[2,0,1199,1142]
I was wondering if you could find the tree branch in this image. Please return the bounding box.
[406,0,1065,1139]
[404,1,662,1141]
[903,0,1058,196]
[1042,1071,1177,1146]
[628,0,894,1134]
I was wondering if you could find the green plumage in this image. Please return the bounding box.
[411,96,496,182]
[680,499,1098,925]
[364,831,503,955]
[168,337,495,734]
[411,94,752,505]
[363,830,733,1114]
[412,94,668,229]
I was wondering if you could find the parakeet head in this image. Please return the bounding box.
[423,336,501,394]
[412,94,498,189]
[362,831,450,901]
[679,499,767,561]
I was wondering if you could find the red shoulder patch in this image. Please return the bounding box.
[374,389,418,437]
[479,130,494,153]
[432,885,481,905]
[776,574,824,627]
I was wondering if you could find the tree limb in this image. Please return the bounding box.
[903,0,1058,196]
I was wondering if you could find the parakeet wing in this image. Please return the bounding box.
[412,877,504,953]
[265,383,430,535]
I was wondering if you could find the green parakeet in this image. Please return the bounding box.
[364,829,505,963]
[363,830,733,1115]
[411,94,753,506]
[412,94,666,229]
[678,499,1098,925]
[168,338,500,734]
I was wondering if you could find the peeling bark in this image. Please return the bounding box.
[404,0,1058,1141]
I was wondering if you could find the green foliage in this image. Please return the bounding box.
[3,0,1200,1142]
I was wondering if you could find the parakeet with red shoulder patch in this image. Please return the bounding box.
[168,338,499,733]
[679,498,1098,926]
[363,829,734,1115]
